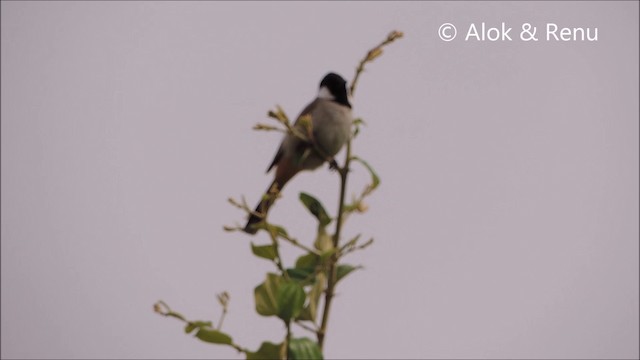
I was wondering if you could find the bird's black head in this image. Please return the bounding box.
[318,72,351,108]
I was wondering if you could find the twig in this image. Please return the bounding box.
[317,29,403,351]
[286,320,292,360]
[317,139,350,349]
[350,30,404,97]
[153,300,251,355]
[216,292,230,331]
[294,320,319,334]
[277,230,322,256]
[267,228,289,279]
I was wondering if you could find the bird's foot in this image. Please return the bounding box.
[329,158,339,171]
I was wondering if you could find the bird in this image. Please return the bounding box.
[244,72,353,234]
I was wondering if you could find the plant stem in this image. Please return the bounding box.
[317,28,403,353]
[294,320,318,334]
[286,320,292,360]
[279,232,321,255]
[268,229,290,280]
[318,139,352,350]
[216,308,227,331]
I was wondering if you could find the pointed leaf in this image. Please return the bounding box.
[254,273,282,316]
[185,323,196,334]
[336,264,362,283]
[299,193,331,227]
[285,267,315,285]
[277,281,306,321]
[297,307,313,322]
[298,272,325,322]
[308,273,325,322]
[313,228,334,253]
[195,327,233,345]
[319,248,337,263]
[271,225,289,238]
[352,157,380,189]
[295,253,319,271]
[352,118,365,138]
[288,253,320,285]
[251,243,277,261]
[185,321,213,334]
[247,341,284,360]
[165,311,186,322]
[289,337,323,360]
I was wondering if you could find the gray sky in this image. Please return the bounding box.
[1,1,638,359]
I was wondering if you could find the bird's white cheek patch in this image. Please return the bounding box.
[317,86,335,100]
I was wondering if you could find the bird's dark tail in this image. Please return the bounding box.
[244,180,280,234]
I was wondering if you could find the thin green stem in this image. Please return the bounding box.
[216,308,227,331]
[294,320,319,334]
[155,301,250,356]
[278,231,321,255]
[268,229,289,280]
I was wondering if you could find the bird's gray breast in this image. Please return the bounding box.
[310,99,352,158]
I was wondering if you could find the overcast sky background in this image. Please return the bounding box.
[1,1,638,359]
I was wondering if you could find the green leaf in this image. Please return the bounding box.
[298,272,325,322]
[308,273,324,322]
[276,281,306,321]
[313,228,334,253]
[165,311,186,322]
[271,225,289,238]
[247,341,284,360]
[299,193,331,227]
[342,202,358,214]
[285,267,315,285]
[319,248,337,262]
[251,243,277,261]
[194,326,233,345]
[184,321,212,334]
[337,264,362,283]
[295,253,319,271]
[254,273,283,317]
[289,337,323,360]
[288,253,320,285]
[351,157,380,189]
[297,306,312,322]
[185,323,196,334]
[352,118,366,138]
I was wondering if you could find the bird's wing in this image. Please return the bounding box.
[266,98,319,173]
[295,98,319,121]
[266,145,284,173]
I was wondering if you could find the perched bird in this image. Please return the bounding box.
[244,72,353,234]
